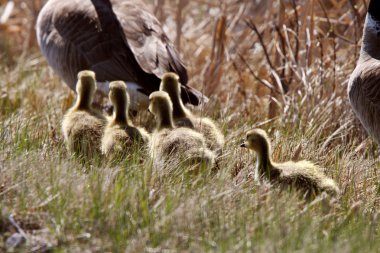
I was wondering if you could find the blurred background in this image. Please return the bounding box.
[0,0,369,141]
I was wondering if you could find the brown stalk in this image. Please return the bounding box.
[348,0,361,57]
[291,0,300,68]
[245,19,288,93]
[306,0,315,67]
[236,52,277,93]
[203,15,227,94]
[318,0,337,92]
[274,25,287,86]
[154,0,166,23]
[176,0,187,52]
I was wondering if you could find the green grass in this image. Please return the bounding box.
[0,58,379,252]
[1,0,380,252]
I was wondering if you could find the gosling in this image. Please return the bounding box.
[160,72,224,153]
[149,91,215,169]
[62,70,106,157]
[240,129,340,197]
[101,81,150,159]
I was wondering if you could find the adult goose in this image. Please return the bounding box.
[349,0,380,143]
[36,0,206,110]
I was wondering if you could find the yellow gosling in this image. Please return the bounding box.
[149,91,215,169]
[160,72,224,153]
[62,70,106,157]
[240,129,340,197]
[101,81,150,160]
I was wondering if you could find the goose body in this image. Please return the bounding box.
[349,0,380,143]
[36,0,206,110]
[62,71,106,156]
[101,81,150,159]
[241,129,340,197]
[149,91,215,169]
[160,72,224,153]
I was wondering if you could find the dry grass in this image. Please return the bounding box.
[1,0,380,252]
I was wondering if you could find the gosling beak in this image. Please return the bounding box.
[240,139,246,148]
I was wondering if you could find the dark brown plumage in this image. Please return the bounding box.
[36,0,207,110]
[349,0,380,143]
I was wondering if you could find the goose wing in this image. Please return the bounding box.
[112,0,188,86]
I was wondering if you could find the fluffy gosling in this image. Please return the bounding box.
[101,81,150,159]
[240,129,340,197]
[62,70,106,157]
[149,91,215,169]
[160,72,224,153]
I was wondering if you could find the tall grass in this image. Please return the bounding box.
[1,0,379,252]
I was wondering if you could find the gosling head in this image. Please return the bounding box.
[76,70,97,108]
[160,72,189,118]
[109,81,129,108]
[109,81,129,122]
[240,128,271,153]
[160,72,181,96]
[149,91,174,129]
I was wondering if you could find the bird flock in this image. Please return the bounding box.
[62,70,339,198]
[34,0,355,200]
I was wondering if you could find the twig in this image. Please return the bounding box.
[318,0,336,91]
[236,52,278,93]
[245,18,288,93]
[245,19,276,71]
[176,0,187,52]
[8,215,27,239]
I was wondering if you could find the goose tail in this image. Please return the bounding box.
[181,85,209,106]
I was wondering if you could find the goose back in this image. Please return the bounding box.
[36,0,205,108]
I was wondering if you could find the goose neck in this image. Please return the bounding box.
[171,96,190,119]
[368,0,380,23]
[253,137,276,180]
[362,12,380,59]
[75,95,92,110]
[113,100,129,126]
